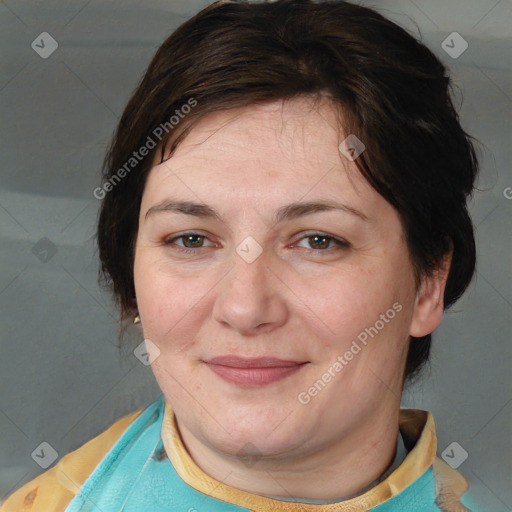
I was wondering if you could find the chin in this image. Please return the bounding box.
[204,407,310,457]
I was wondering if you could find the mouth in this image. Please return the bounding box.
[203,356,309,387]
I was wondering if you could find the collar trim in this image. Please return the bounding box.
[161,404,437,511]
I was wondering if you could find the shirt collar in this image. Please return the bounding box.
[160,403,437,512]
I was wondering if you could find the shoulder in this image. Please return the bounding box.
[0,408,143,512]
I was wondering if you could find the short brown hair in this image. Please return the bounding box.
[97,0,479,381]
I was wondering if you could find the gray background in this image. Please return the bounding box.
[0,0,511,510]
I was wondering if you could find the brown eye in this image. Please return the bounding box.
[180,234,205,248]
[308,235,331,250]
[295,232,350,252]
[163,232,215,253]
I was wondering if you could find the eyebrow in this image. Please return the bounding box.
[145,199,369,224]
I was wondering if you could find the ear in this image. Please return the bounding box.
[409,249,453,338]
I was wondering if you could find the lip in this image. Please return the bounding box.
[204,356,308,387]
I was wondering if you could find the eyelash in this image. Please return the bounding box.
[162,232,350,255]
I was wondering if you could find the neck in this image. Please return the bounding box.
[175,404,401,501]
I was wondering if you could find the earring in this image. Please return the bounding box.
[133,314,141,325]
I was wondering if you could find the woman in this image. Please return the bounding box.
[2,0,483,510]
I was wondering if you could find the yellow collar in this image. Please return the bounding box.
[160,404,438,511]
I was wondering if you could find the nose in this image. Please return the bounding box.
[212,245,288,336]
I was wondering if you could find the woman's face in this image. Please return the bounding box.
[134,97,426,461]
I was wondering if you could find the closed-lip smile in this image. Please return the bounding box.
[204,355,308,388]
[206,356,307,368]
[203,356,308,387]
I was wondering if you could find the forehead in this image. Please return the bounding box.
[143,97,380,214]
[170,98,342,165]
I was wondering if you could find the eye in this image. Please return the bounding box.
[162,231,350,255]
[294,232,350,252]
[163,232,216,253]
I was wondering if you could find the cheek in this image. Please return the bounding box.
[312,266,391,340]
[319,260,414,364]
[134,251,213,348]
[134,252,181,332]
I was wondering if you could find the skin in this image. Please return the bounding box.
[133,96,450,500]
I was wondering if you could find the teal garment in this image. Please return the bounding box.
[63,395,486,512]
